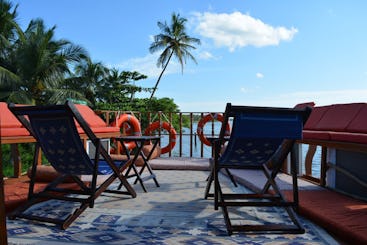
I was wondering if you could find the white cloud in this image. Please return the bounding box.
[256,72,264,78]
[176,89,367,112]
[284,90,367,106]
[198,51,215,60]
[193,11,298,52]
[244,89,367,108]
[177,101,226,112]
[113,53,180,78]
[240,87,249,93]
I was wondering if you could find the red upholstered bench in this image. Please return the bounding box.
[0,102,31,142]
[302,103,367,144]
[4,165,79,214]
[2,103,121,212]
[74,104,120,136]
[284,189,367,244]
[298,102,367,244]
[0,102,120,141]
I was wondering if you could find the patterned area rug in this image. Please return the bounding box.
[7,170,338,245]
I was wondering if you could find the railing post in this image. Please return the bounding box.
[11,144,21,177]
[105,111,110,125]
[169,112,173,157]
[179,113,183,157]
[190,113,193,157]
[200,113,204,157]
[147,112,151,130]
[0,116,8,245]
[320,146,328,187]
[158,112,162,146]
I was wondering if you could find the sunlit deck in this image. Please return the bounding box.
[6,158,339,245]
[2,103,367,244]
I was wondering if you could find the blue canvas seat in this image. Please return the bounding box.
[204,103,312,235]
[8,101,136,229]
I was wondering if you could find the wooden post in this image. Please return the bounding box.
[169,112,173,157]
[320,146,328,187]
[179,113,182,157]
[10,144,21,177]
[190,113,194,157]
[0,117,9,244]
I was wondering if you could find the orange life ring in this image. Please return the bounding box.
[111,114,141,152]
[144,121,176,154]
[196,113,231,146]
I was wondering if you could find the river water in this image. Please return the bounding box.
[159,121,321,177]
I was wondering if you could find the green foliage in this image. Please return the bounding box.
[1,143,36,177]
[0,2,187,176]
[96,97,187,133]
[1,17,88,105]
[0,3,151,106]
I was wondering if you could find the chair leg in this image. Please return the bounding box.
[122,164,147,192]
[224,168,238,187]
[219,189,233,235]
[216,166,305,235]
[117,174,137,198]
[204,168,214,199]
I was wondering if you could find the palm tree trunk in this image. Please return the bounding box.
[150,51,174,100]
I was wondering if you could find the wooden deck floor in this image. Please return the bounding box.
[4,157,366,244]
[150,157,367,244]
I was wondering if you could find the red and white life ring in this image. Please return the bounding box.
[111,114,141,152]
[196,113,231,146]
[144,121,176,154]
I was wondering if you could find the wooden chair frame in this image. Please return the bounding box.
[7,101,136,229]
[205,103,312,235]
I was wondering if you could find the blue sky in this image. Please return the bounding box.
[14,0,367,112]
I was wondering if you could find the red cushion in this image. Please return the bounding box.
[0,102,24,128]
[77,126,120,134]
[304,106,329,129]
[0,127,30,137]
[284,190,367,245]
[302,130,331,141]
[4,177,80,213]
[314,103,364,131]
[346,104,367,133]
[75,104,108,128]
[329,132,367,144]
[294,102,315,109]
[74,104,120,134]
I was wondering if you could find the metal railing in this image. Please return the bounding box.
[96,110,222,158]
[2,109,323,184]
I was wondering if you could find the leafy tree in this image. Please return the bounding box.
[98,70,148,105]
[149,12,200,99]
[0,18,87,105]
[69,57,108,105]
[0,0,22,60]
[0,0,23,93]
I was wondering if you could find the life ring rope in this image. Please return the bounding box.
[111,113,141,153]
[197,113,231,146]
[144,121,177,154]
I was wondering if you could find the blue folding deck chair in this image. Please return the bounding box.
[8,101,136,229]
[204,103,311,235]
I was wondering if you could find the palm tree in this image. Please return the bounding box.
[71,58,108,105]
[0,0,23,87]
[0,18,87,104]
[0,0,22,56]
[149,12,200,99]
